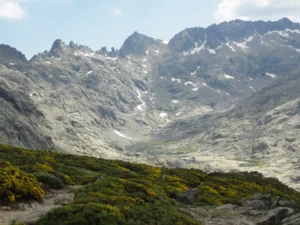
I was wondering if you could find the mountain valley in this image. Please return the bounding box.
[1,17,300,191]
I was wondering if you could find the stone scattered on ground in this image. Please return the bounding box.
[182,193,300,225]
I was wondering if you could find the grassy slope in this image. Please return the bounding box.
[1,144,300,225]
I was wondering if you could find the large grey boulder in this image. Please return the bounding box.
[176,188,198,204]
[255,207,290,225]
[279,200,297,209]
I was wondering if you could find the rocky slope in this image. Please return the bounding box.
[1,18,300,190]
[130,67,300,190]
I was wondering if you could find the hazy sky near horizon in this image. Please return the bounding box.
[1,0,300,58]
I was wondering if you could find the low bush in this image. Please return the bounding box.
[34,171,64,190]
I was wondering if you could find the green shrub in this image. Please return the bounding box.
[34,171,64,189]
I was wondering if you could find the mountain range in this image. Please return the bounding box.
[1,17,300,190]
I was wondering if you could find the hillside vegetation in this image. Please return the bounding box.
[1,144,300,225]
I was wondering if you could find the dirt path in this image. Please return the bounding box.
[0,188,76,225]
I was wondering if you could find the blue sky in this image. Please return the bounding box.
[1,0,300,59]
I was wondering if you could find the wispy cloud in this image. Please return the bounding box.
[0,0,26,19]
[214,0,300,23]
[113,9,122,15]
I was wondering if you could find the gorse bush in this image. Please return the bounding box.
[34,171,64,189]
[0,160,44,202]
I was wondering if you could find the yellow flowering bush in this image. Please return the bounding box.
[0,160,44,202]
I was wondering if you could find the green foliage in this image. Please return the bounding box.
[34,171,64,190]
[1,144,300,224]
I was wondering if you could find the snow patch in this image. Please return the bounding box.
[172,100,179,104]
[9,63,16,66]
[224,74,235,79]
[265,29,300,38]
[159,112,168,118]
[142,64,147,67]
[74,51,93,57]
[225,43,236,52]
[106,57,118,61]
[249,86,256,92]
[191,71,196,76]
[207,49,216,54]
[233,41,248,50]
[185,81,198,91]
[143,71,148,74]
[244,35,255,42]
[176,111,182,116]
[162,40,169,44]
[114,130,135,140]
[266,73,277,78]
[171,78,181,83]
[45,61,51,65]
[286,29,300,34]
[183,41,206,56]
[160,76,166,80]
[136,89,146,111]
[154,49,160,54]
[87,71,93,75]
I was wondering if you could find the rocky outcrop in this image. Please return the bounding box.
[0,44,27,64]
[176,188,198,204]
[282,213,300,225]
[185,194,300,225]
[119,31,160,57]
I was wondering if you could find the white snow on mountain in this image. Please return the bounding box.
[114,130,135,140]
[224,74,235,79]
[266,73,277,78]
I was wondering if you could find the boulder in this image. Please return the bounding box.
[176,188,198,204]
[243,200,269,210]
[279,200,297,209]
[54,193,75,205]
[255,207,290,225]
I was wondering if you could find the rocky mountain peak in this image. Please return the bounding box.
[96,46,108,55]
[69,41,78,48]
[51,39,64,51]
[50,39,65,57]
[119,31,160,57]
[169,18,300,52]
[0,44,27,64]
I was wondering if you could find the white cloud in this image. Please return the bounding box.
[214,0,300,23]
[0,0,26,19]
[113,9,122,15]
